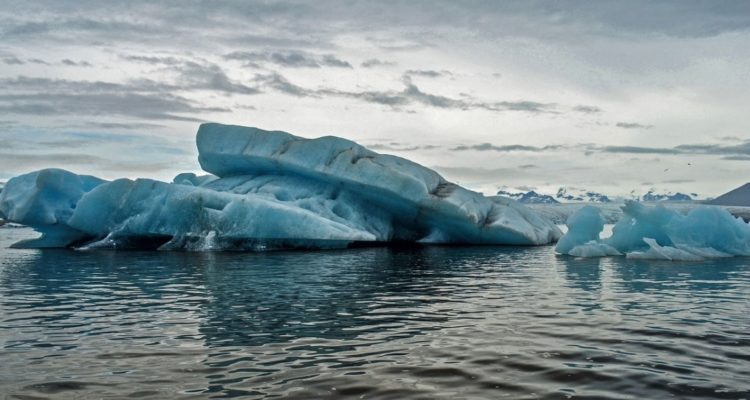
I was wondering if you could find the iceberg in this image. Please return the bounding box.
[556,200,750,260]
[0,123,562,251]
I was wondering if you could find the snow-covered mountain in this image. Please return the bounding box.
[640,190,695,202]
[498,187,609,204]
[555,187,611,203]
[497,186,699,204]
[497,190,558,204]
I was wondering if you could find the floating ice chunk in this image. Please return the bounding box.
[0,169,104,247]
[556,200,750,260]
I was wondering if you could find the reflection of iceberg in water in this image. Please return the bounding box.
[559,256,603,293]
[0,123,560,251]
[0,245,475,348]
[197,248,458,347]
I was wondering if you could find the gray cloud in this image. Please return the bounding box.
[368,143,440,152]
[450,137,750,160]
[597,139,750,158]
[120,54,184,65]
[177,62,261,95]
[0,60,261,123]
[361,58,396,68]
[224,50,352,68]
[251,72,556,113]
[0,76,229,121]
[27,58,50,65]
[616,122,653,129]
[0,93,220,121]
[120,55,263,94]
[573,105,602,114]
[452,143,564,152]
[2,2,749,53]
[404,69,452,78]
[600,145,677,154]
[431,166,520,182]
[662,179,696,184]
[61,59,92,67]
[254,73,317,97]
[2,56,24,65]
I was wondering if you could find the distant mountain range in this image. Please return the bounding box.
[496,190,559,204]
[555,188,612,203]
[497,187,698,204]
[640,190,695,202]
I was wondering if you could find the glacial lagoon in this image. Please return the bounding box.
[1,227,748,399]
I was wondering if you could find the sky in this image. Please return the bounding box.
[1,0,750,198]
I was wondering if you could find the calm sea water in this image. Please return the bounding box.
[1,227,748,399]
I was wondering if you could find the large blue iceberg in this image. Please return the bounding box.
[555,201,750,260]
[0,123,562,250]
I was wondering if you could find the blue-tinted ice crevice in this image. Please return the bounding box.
[0,123,562,250]
[555,201,750,261]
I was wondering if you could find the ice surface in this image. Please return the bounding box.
[0,123,562,250]
[556,200,750,260]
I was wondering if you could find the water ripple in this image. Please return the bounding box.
[0,227,748,399]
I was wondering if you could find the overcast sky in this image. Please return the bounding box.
[2,0,750,197]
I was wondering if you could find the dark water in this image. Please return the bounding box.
[1,228,748,400]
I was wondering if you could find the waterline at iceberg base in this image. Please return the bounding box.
[0,123,562,251]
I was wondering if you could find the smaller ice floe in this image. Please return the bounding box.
[0,169,105,247]
[556,200,750,260]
